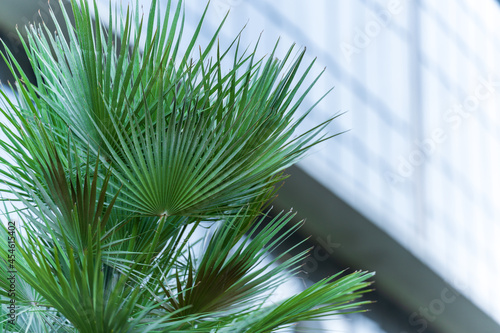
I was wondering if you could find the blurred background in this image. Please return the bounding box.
[1,0,500,332]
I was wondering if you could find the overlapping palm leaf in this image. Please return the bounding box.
[0,0,374,331]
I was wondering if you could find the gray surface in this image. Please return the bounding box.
[273,165,500,333]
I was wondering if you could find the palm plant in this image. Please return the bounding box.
[0,0,374,332]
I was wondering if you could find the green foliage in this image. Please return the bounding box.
[0,0,373,331]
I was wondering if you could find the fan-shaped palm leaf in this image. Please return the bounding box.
[0,0,374,332]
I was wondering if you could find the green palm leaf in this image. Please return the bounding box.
[0,0,374,331]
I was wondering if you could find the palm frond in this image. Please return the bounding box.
[0,0,374,331]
